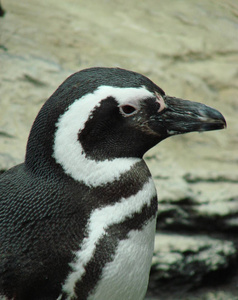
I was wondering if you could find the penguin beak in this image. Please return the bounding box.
[153,95,227,136]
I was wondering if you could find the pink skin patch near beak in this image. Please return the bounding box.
[155,92,167,113]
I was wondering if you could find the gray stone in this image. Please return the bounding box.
[148,233,237,294]
[152,171,238,232]
[0,53,71,170]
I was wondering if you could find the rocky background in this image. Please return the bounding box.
[0,1,237,299]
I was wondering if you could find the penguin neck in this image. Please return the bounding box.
[26,126,142,186]
[53,139,141,187]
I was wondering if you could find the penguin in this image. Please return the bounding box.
[0,67,226,300]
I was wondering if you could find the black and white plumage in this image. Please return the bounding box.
[0,67,226,300]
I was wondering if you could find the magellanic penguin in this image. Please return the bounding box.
[0,67,226,300]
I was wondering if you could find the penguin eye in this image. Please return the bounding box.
[120,105,137,116]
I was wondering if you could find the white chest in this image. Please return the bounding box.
[61,178,157,300]
[88,218,156,300]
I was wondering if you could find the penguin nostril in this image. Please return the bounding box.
[120,105,137,116]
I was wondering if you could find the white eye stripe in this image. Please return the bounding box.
[53,86,154,186]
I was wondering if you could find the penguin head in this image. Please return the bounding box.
[25,67,226,176]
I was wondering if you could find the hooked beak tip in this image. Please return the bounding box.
[198,105,227,131]
[161,96,227,135]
